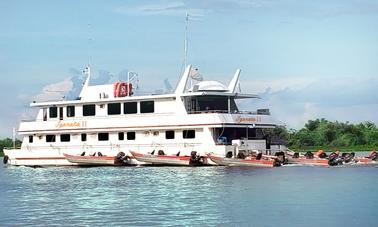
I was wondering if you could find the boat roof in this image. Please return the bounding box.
[30,65,260,107]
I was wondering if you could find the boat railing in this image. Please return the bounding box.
[188,110,270,115]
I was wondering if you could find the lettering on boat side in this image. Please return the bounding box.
[235,116,262,123]
[55,121,87,128]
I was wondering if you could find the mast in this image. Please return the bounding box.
[184,12,189,68]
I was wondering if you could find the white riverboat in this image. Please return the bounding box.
[3,65,282,166]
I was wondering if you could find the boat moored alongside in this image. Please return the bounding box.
[130,150,208,166]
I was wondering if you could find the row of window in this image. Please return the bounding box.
[28,130,195,143]
[46,101,154,120]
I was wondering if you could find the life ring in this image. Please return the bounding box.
[3,155,9,164]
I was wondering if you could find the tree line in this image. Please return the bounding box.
[0,138,21,156]
[269,118,378,151]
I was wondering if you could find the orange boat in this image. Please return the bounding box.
[130,150,208,166]
[63,152,132,166]
[207,153,282,167]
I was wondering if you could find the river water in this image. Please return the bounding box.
[0,161,377,226]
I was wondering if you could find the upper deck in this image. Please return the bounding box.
[19,65,277,134]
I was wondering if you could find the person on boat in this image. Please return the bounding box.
[316,149,327,158]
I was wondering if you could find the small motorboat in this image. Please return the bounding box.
[207,153,282,167]
[63,152,131,166]
[287,150,358,166]
[129,150,207,166]
[354,151,377,165]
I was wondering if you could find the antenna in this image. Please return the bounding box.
[184,12,189,68]
[87,23,92,67]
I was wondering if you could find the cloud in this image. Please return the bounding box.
[239,76,378,129]
[113,0,378,19]
[32,78,73,102]
[113,0,269,16]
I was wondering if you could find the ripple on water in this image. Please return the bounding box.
[1,164,378,226]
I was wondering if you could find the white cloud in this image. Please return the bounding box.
[113,0,269,16]
[32,78,73,102]
[240,76,378,129]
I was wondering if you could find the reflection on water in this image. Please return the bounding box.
[0,164,377,226]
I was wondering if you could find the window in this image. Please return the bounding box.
[183,130,195,139]
[60,134,70,142]
[153,131,159,136]
[140,101,154,113]
[98,133,109,141]
[49,107,57,118]
[46,135,56,143]
[118,132,124,140]
[165,130,175,140]
[81,133,87,142]
[67,106,75,117]
[124,102,137,114]
[83,104,96,116]
[127,132,136,140]
[29,135,33,143]
[108,103,121,115]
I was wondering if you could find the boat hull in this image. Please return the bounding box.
[287,157,329,166]
[63,154,117,166]
[207,154,276,167]
[130,151,207,166]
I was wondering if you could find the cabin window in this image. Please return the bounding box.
[29,135,33,143]
[108,103,121,115]
[165,130,175,140]
[67,106,75,117]
[83,104,96,116]
[60,134,70,142]
[81,133,87,142]
[98,133,109,141]
[46,135,56,143]
[118,132,124,140]
[140,101,154,113]
[127,132,136,140]
[124,102,137,114]
[183,130,195,139]
[49,107,57,118]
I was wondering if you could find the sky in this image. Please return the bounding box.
[1,0,378,137]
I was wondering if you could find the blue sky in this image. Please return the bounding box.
[1,0,378,137]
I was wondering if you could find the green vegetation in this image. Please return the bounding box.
[0,138,21,157]
[270,119,378,152]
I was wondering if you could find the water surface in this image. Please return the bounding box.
[0,162,377,226]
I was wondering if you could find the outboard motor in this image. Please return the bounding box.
[318,152,327,159]
[304,151,314,159]
[3,155,9,164]
[342,152,355,163]
[114,152,129,165]
[275,151,286,164]
[369,151,377,161]
[256,153,262,160]
[189,151,203,166]
[237,152,246,159]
